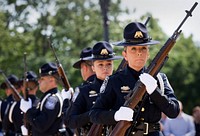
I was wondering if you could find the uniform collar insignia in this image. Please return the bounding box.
[89,90,96,94]
[89,90,98,97]
[121,86,130,93]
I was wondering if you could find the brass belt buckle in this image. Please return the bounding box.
[144,122,149,135]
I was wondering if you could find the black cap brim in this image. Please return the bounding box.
[84,56,123,61]
[73,57,92,69]
[73,60,82,69]
[113,40,160,46]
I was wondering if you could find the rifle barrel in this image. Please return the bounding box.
[109,2,198,136]
[0,71,22,101]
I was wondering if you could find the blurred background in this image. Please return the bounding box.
[0,0,199,114]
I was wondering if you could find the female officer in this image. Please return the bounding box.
[89,22,180,136]
[64,41,122,135]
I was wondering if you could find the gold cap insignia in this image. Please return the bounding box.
[100,49,108,55]
[134,31,143,38]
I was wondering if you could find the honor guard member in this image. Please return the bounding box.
[64,41,122,135]
[20,62,63,136]
[72,47,95,86]
[90,22,180,136]
[61,47,95,135]
[8,71,39,135]
[1,74,21,136]
[61,47,96,103]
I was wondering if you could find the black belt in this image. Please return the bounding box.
[15,133,23,136]
[132,122,160,135]
[49,134,63,136]
[48,132,66,136]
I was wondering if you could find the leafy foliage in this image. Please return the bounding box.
[0,0,199,113]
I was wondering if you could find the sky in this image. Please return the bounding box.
[120,0,200,42]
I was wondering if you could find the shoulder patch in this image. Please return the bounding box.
[45,95,58,110]
[100,76,109,93]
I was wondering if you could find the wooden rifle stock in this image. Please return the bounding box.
[87,124,103,136]
[110,2,198,136]
[115,58,127,72]
[48,39,71,90]
[87,16,153,136]
[87,56,127,136]
[0,70,22,101]
[87,59,128,136]
[48,39,73,135]
[57,64,71,90]
[23,52,28,101]
[22,52,30,135]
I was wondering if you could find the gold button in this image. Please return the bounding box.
[141,107,145,112]
[140,118,144,121]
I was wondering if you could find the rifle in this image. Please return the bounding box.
[0,70,22,101]
[23,52,28,101]
[48,38,73,135]
[87,16,152,136]
[110,2,198,136]
[48,39,71,90]
[22,52,30,135]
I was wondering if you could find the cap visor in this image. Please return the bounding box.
[113,40,160,46]
[84,56,122,61]
[73,61,82,69]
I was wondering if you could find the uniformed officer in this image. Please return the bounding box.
[8,71,39,135]
[89,22,180,136]
[20,62,64,136]
[0,74,21,136]
[72,47,95,86]
[61,47,96,135]
[64,41,122,136]
[62,47,96,103]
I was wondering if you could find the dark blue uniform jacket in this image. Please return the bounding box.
[66,77,103,129]
[90,66,179,126]
[26,88,62,136]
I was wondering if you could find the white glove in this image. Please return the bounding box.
[21,125,28,135]
[114,106,134,121]
[20,98,32,113]
[61,87,74,100]
[139,73,157,95]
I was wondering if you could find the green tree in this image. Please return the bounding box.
[0,0,200,114]
[0,0,126,89]
[162,34,200,113]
